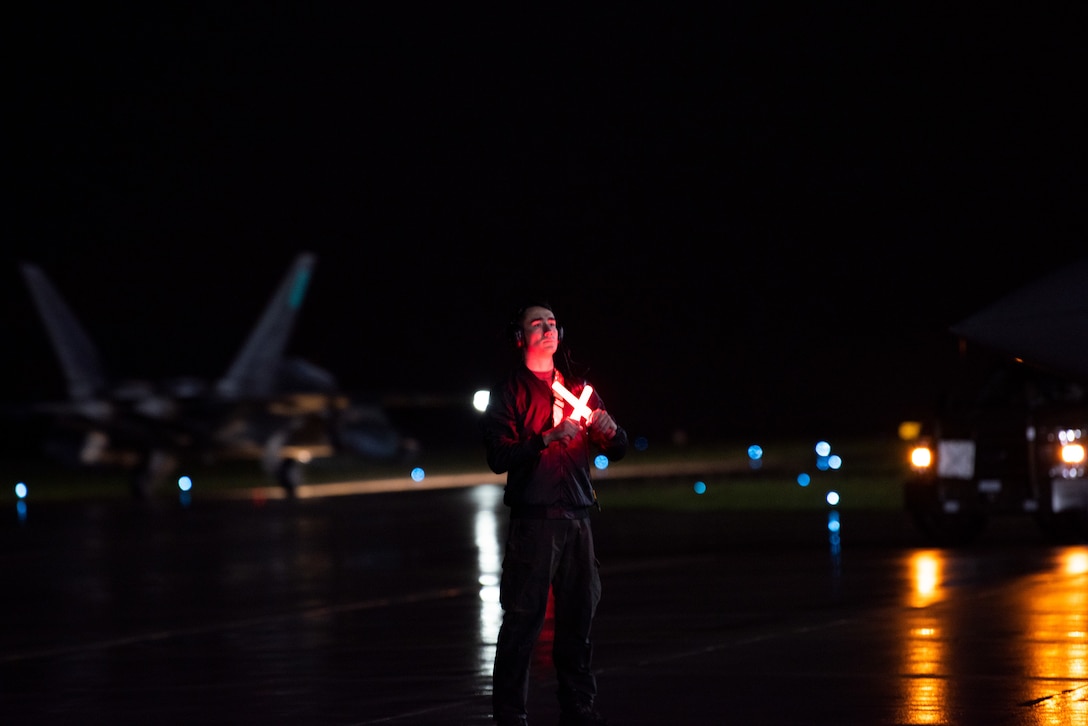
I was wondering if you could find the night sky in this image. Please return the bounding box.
[5,5,1085,451]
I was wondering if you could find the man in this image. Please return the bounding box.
[481,302,629,726]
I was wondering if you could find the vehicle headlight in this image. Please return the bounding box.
[910,445,934,470]
[1061,443,1085,465]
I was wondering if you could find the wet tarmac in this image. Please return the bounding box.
[2,480,1086,725]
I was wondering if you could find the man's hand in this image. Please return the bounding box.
[587,409,618,440]
[544,418,583,447]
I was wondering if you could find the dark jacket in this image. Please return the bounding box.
[481,364,628,513]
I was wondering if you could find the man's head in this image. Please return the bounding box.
[512,303,563,360]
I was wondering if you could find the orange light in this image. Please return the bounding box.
[1061,443,1085,465]
[551,381,593,423]
[910,446,933,469]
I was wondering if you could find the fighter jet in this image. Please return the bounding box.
[15,252,413,498]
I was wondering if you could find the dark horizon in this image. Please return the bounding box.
[6,6,1083,454]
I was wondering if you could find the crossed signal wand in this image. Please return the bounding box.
[551,381,594,424]
[551,380,604,511]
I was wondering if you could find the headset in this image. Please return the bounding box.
[510,302,564,348]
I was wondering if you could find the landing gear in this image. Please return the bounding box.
[277,458,303,497]
[131,450,177,500]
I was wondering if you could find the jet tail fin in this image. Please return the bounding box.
[216,252,317,399]
[20,263,106,401]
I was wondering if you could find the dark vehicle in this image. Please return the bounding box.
[903,360,1087,544]
[903,259,1088,544]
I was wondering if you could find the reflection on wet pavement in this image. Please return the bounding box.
[474,485,503,685]
[1018,548,1088,722]
[898,546,1088,726]
[2,484,1086,724]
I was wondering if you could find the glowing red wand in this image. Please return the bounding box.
[551,381,594,423]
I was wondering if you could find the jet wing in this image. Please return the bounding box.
[951,257,1088,380]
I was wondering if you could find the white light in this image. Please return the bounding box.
[815,441,831,457]
[1059,428,1083,444]
[826,491,840,506]
[473,390,490,412]
[178,476,193,492]
[15,482,28,499]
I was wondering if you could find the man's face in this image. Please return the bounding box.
[520,305,560,354]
